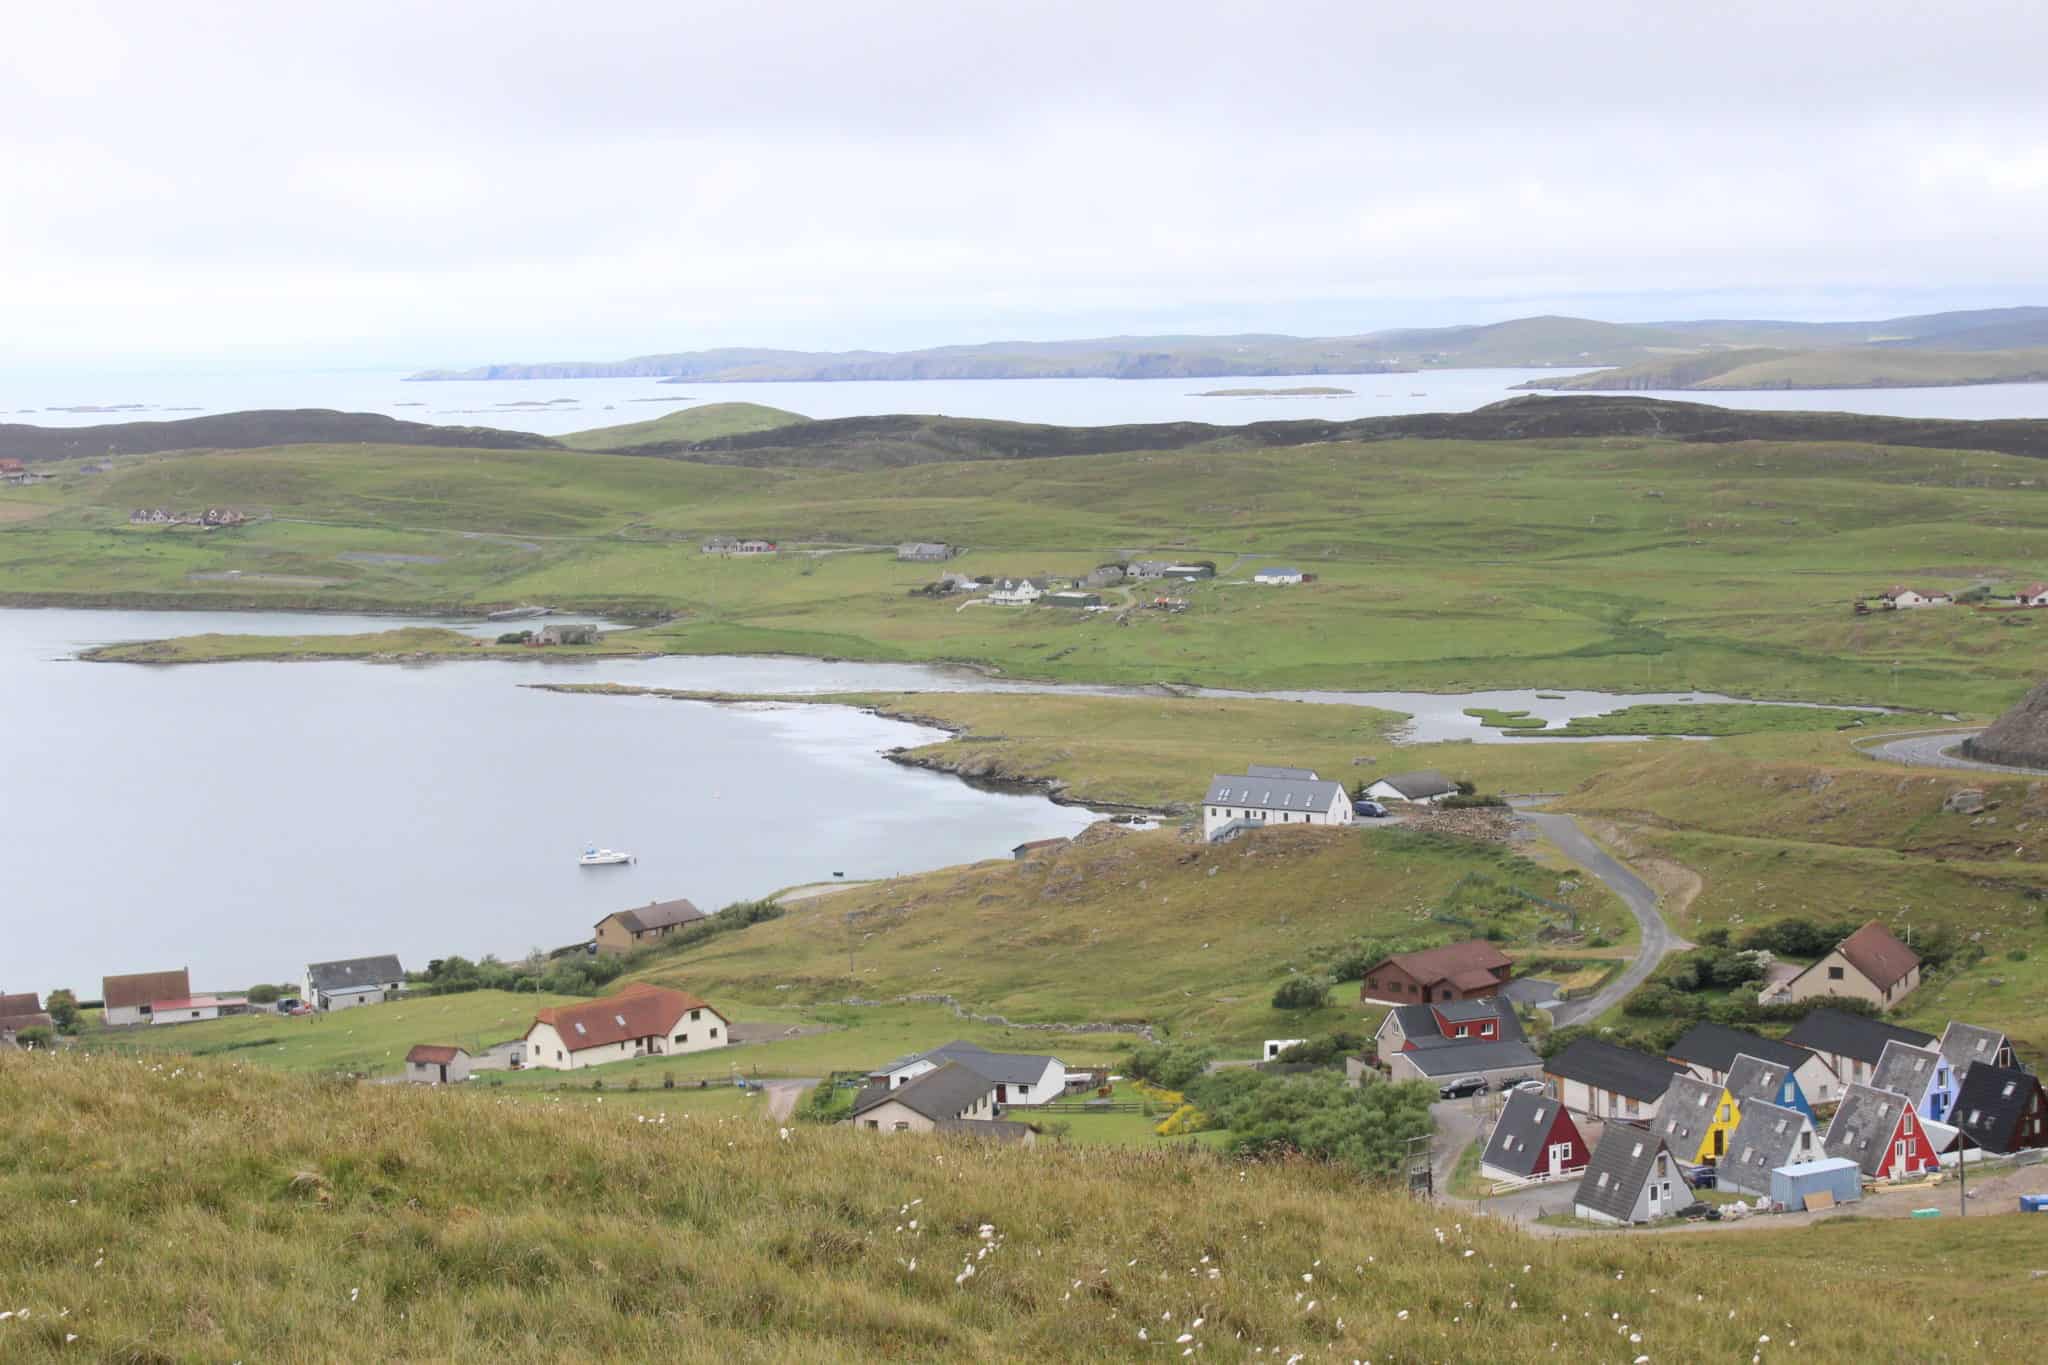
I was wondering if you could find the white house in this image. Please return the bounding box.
[1545,1038,1685,1122]
[2017,583,2048,608]
[987,577,1050,605]
[1264,1038,1308,1060]
[524,982,728,1071]
[405,1044,472,1084]
[147,995,248,1025]
[1882,586,1951,608]
[304,955,406,1012]
[1202,767,1354,841]
[99,969,191,1027]
[849,1063,1001,1133]
[865,1040,1066,1107]
[1252,566,1304,585]
[1573,1129,1693,1225]
[1364,770,1459,805]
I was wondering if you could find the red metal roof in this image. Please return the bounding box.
[528,982,721,1053]
[406,1044,465,1065]
[150,996,245,1011]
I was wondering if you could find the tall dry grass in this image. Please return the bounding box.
[3,1049,2045,1361]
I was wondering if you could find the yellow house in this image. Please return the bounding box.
[1649,1073,1743,1164]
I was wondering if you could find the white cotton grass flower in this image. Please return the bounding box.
[1177,1334,1193,1344]
[1396,1309,1409,1320]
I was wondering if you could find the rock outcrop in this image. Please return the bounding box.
[1962,681,2048,770]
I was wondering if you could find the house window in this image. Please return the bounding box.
[676,1034,687,1044]
[894,1122,910,1132]
[710,1027,719,1038]
[863,1120,878,1131]
[556,1051,564,1062]
[1827,966,1844,980]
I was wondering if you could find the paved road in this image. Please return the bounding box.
[1515,810,1682,1027]
[1858,728,2048,774]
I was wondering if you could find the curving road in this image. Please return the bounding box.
[1858,728,2048,775]
[1514,810,1684,1027]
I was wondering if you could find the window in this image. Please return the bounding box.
[676,1033,687,1044]
[533,1044,541,1057]
[863,1120,878,1130]
[1827,966,1844,980]
[691,1009,701,1021]
[894,1122,910,1132]
[556,1050,564,1062]
[710,1027,720,1038]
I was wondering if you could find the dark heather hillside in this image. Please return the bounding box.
[0,409,560,462]
[620,396,2048,470]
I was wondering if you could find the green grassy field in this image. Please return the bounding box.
[556,401,811,451]
[1537,345,2048,391]
[13,430,2048,711]
[8,1048,2048,1362]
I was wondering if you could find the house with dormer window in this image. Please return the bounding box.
[523,982,728,1071]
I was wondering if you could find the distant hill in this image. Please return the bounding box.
[1519,347,2048,392]
[557,402,812,451]
[408,306,2048,383]
[0,409,558,463]
[617,395,2048,470]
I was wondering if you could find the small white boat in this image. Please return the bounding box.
[578,845,635,867]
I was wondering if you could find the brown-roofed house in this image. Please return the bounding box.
[594,899,709,955]
[0,991,54,1036]
[101,969,191,1027]
[1359,940,1514,1005]
[404,1044,472,1085]
[523,981,729,1070]
[1779,920,1922,1011]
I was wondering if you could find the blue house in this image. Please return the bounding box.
[1724,1052,1816,1126]
[1871,1040,1960,1123]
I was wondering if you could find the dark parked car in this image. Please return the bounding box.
[1354,799,1390,818]
[1438,1076,1489,1099]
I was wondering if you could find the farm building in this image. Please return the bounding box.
[524,982,728,1071]
[896,542,955,562]
[405,1045,472,1085]
[1479,1088,1590,1185]
[702,536,777,555]
[0,992,53,1036]
[100,969,191,1027]
[1161,563,1215,580]
[1358,941,1513,1006]
[147,995,249,1026]
[2016,583,2048,607]
[535,622,600,646]
[1201,767,1354,841]
[594,898,708,955]
[1042,590,1102,609]
[1252,566,1304,585]
[1363,770,1458,805]
[304,955,406,1012]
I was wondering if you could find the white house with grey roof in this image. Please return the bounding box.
[848,1063,1002,1134]
[304,955,406,1012]
[866,1040,1067,1107]
[1573,1127,1693,1225]
[1363,770,1459,805]
[1203,766,1354,841]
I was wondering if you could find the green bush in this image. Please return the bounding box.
[15,1027,53,1048]
[246,983,282,1005]
[1125,1041,1218,1090]
[1272,976,1333,1011]
[44,988,81,1035]
[1187,1070,1434,1179]
[1270,1031,1368,1066]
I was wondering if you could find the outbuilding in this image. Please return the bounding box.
[1252,566,1304,585]
[405,1045,472,1084]
[1363,770,1458,805]
[1769,1156,1863,1212]
[100,969,191,1027]
[147,995,248,1025]
[304,955,406,1012]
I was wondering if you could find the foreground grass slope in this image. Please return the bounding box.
[5,1051,2046,1362]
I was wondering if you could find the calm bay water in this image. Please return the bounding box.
[0,609,1097,992]
[12,365,2048,433]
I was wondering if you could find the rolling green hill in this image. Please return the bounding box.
[1524,347,2048,392]
[0,408,558,464]
[557,401,812,451]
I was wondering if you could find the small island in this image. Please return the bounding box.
[1192,385,1355,397]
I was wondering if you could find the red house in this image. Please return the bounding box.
[1824,1083,1941,1180]
[1479,1087,1589,1183]
[1360,940,1513,1005]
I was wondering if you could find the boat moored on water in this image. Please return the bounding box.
[578,846,635,866]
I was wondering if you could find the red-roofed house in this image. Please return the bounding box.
[147,995,250,1026]
[524,982,729,1071]
[1359,941,1514,1005]
[2019,583,2048,608]
[405,1044,472,1085]
[1780,920,1922,1011]
[0,991,53,1036]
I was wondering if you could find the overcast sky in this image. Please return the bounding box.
[5,0,2046,371]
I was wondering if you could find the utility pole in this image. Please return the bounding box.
[1957,1130,1970,1216]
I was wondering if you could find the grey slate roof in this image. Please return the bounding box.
[1574,1125,1684,1223]
[852,1063,998,1122]
[1938,1021,2010,1077]
[849,1080,893,1114]
[1823,1084,1911,1177]
[1649,1074,1727,1153]
[1722,1099,1813,1188]
[1386,997,1524,1048]
[1723,1053,1792,1108]
[1246,764,1319,780]
[1546,1038,1686,1103]
[1667,1022,1813,1076]
[1397,1039,1541,1077]
[1372,770,1457,800]
[871,1040,1059,1088]
[1784,1008,1934,1067]
[1869,1040,1941,1102]
[1203,772,1348,815]
[306,955,405,993]
[1480,1088,1572,1178]
[607,898,706,934]
[1948,1061,2044,1154]
[933,1118,1035,1143]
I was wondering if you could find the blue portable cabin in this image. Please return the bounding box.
[1770,1156,1861,1211]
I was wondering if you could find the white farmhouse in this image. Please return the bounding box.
[524,982,728,1071]
[304,955,406,1012]
[1202,765,1354,841]
[1252,566,1304,585]
[147,994,248,1025]
[865,1040,1067,1107]
[1364,770,1459,805]
[987,577,1050,605]
[849,1062,1001,1133]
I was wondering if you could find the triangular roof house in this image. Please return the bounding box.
[1717,1098,1823,1198]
